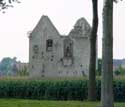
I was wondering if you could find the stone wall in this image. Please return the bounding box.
[29,15,92,78]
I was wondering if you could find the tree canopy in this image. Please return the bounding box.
[0,57,17,75]
[0,0,20,11]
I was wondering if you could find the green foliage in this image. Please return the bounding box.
[0,57,17,75]
[17,66,29,76]
[114,66,125,76]
[113,80,125,102]
[115,70,121,75]
[0,79,124,101]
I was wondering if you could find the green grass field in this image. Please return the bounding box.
[0,99,124,107]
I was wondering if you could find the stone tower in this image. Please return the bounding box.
[29,15,91,77]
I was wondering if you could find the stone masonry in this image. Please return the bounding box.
[29,15,91,77]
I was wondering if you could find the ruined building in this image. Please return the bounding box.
[29,15,91,77]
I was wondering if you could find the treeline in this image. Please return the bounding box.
[0,57,17,76]
[0,57,28,76]
[97,59,125,76]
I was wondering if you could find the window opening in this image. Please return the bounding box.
[46,39,53,51]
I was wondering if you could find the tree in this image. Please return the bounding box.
[114,65,125,76]
[101,0,114,107]
[0,0,20,12]
[88,0,98,101]
[101,0,123,107]
[0,57,18,76]
[0,57,13,75]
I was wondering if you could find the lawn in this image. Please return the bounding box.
[0,99,124,107]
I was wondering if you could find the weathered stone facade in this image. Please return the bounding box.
[29,15,91,77]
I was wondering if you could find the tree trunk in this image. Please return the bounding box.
[101,0,114,107]
[88,0,98,101]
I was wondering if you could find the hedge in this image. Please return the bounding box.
[0,79,124,101]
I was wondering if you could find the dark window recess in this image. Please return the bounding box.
[32,56,35,59]
[41,70,44,73]
[60,58,63,61]
[46,39,53,51]
[33,45,39,54]
[63,39,73,66]
[41,52,44,58]
[65,46,72,57]
[32,65,34,69]
[63,39,73,58]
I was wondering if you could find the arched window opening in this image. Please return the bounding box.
[64,39,73,58]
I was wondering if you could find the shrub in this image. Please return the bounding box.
[0,79,124,101]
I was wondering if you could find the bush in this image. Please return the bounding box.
[0,79,124,101]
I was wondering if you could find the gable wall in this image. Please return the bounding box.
[29,16,91,78]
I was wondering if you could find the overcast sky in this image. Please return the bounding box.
[0,0,125,62]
